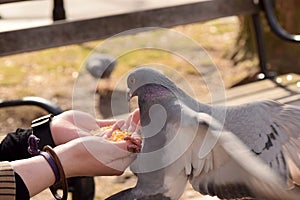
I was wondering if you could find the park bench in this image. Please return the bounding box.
[0,0,299,76]
[0,0,300,199]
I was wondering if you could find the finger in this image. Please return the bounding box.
[124,138,142,153]
[83,136,133,158]
[127,109,140,133]
[112,140,139,155]
[133,120,141,135]
[127,118,137,133]
[121,114,132,131]
[129,121,141,139]
[112,120,125,130]
[124,137,142,147]
[127,144,141,153]
[92,129,108,137]
[112,139,142,157]
[131,109,140,125]
[96,119,117,128]
[102,120,125,138]
[121,109,139,131]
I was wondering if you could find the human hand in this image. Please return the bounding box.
[10,110,141,197]
[50,110,117,145]
[50,110,141,183]
[101,109,142,153]
[56,135,141,177]
[12,133,142,197]
[50,109,140,146]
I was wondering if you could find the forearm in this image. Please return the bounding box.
[11,156,55,197]
[11,137,126,197]
[10,143,77,197]
[11,145,73,197]
[54,137,123,177]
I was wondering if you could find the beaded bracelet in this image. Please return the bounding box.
[44,145,68,200]
[28,134,68,200]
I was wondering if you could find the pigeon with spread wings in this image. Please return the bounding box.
[106,67,300,200]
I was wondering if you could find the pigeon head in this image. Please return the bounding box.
[127,67,210,114]
[127,67,177,100]
[127,67,181,128]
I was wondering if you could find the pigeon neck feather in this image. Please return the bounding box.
[169,83,211,114]
[139,84,175,100]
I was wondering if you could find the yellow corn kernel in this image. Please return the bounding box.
[91,126,131,142]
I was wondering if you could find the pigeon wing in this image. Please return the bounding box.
[186,111,300,200]
[265,101,300,185]
[223,100,300,185]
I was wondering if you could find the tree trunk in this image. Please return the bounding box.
[235,0,300,74]
[264,0,300,74]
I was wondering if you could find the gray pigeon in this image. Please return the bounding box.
[106,67,300,200]
[85,53,117,79]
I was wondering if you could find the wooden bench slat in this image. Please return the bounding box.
[224,82,300,106]
[0,0,29,4]
[202,74,300,106]
[0,0,259,56]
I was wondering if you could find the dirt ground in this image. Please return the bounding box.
[0,17,259,200]
[31,173,219,200]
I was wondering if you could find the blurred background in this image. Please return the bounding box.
[0,0,300,199]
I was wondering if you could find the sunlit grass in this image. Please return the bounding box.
[0,17,240,90]
[0,17,247,134]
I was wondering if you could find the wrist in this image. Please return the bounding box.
[12,156,55,197]
[54,139,83,178]
[55,139,100,177]
[31,114,56,148]
[50,115,83,146]
[55,137,123,178]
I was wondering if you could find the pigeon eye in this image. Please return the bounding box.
[129,77,136,85]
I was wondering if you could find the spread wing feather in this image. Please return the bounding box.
[185,110,300,200]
